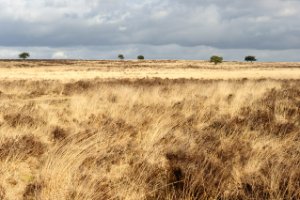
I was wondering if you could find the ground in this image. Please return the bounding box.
[0,60,299,200]
[0,60,300,80]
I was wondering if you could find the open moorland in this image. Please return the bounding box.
[0,60,300,200]
[0,60,300,80]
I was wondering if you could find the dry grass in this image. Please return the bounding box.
[0,60,300,80]
[0,61,300,199]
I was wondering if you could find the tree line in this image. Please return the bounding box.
[119,54,257,64]
[209,55,257,64]
[18,52,257,64]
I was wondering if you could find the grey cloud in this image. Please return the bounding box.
[0,0,300,61]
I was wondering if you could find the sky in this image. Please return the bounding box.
[0,0,300,61]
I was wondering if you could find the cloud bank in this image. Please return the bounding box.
[0,0,300,60]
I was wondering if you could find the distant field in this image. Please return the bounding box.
[0,60,300,200]
[0,60,300,80]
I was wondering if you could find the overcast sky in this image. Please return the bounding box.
[0,0,300,61]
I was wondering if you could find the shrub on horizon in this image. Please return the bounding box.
[137,55,144,60]
[118,54,124,60]
[19,52,30,60]
[245,56,257,63]
[210,55,223,65]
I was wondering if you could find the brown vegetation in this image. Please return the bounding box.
[0,60,300,80]
[0,62,300,199]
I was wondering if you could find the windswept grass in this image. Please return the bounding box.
[0,77,299,199]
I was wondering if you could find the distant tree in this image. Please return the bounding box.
[245,56,257,63]
[210,55,223,65]
[19,52,30,60]
[137,55,144,60]
[118,54,124,60]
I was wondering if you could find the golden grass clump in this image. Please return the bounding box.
[0,77,299,199]
[0,185,5,200]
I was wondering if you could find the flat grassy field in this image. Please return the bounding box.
[0,60,300,80]
[0,60,300,199]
